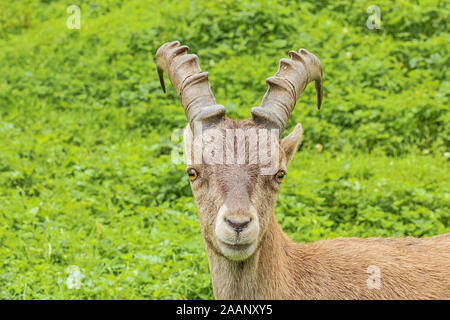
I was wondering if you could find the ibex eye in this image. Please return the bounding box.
[275,170,286,183]
[186,168,199,181]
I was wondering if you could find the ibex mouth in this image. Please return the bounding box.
[217,239,257,261]
[220,241,252,250]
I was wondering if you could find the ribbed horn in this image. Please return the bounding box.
[156,41,226,130]
[251,48,323,136]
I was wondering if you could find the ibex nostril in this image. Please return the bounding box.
[225,217,251,232]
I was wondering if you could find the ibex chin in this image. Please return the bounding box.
[156,41,450,299]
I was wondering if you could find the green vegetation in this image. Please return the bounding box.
[0,0,448,299]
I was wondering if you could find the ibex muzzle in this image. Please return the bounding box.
[214,175,260,260]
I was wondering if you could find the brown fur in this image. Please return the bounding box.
[184,118,450,300]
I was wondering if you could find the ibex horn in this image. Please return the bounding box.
[156,41,226,130]
[251,48,323,137]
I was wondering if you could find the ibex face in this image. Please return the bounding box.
[182,120,304,260]
[156,41,322,261]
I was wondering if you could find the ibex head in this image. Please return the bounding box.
[156,41,322,261]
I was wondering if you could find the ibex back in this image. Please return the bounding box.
[156,41,450,299]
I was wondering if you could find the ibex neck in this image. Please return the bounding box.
[205,215,294,299]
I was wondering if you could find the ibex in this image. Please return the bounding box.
[156,41,450,299]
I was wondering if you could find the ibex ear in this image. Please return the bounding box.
[281,123,303,165]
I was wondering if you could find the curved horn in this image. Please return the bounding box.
[156,41,226,129]
[251,48,323,136]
